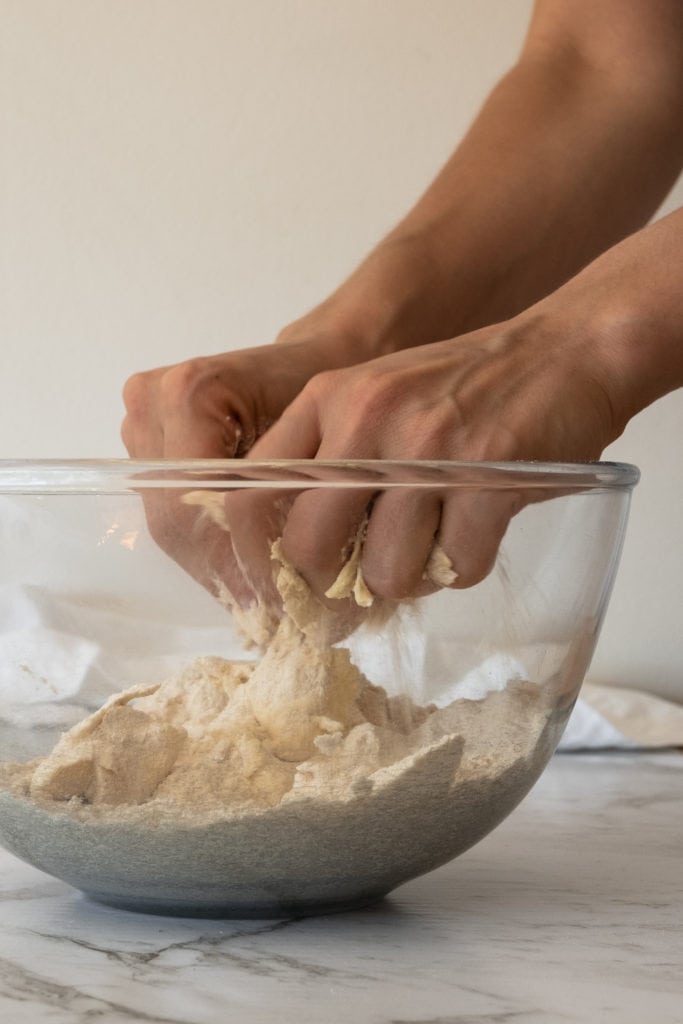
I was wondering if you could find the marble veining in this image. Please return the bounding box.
[0,752,681,1024]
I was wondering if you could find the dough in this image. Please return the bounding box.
[2,494,543,826]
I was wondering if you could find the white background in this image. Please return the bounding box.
[2,1,681,700]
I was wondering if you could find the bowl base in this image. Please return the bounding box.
[82,888,388,920]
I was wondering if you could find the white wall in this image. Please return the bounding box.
[2,1,682,700]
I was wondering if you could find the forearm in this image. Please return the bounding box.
[280,2,683,361]
[380,54,683,342]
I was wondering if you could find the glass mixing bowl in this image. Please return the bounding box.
[0,459,638,917]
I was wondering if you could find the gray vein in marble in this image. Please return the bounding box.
[25,915,299,967]
[0,955,191,1023]
[24,916,382,986]
[389,1015,550,1024]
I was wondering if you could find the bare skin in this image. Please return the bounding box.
[122,0,683,604]
[243,209,683,597]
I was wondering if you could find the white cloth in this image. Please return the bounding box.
[558,682,683,751]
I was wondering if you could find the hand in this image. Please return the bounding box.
[121,331,355,459]
[237,305,623,600]
[120,329,377,633]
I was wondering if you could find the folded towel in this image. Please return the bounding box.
[558,682,683,751]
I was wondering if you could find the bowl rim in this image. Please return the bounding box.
[0,459,640,493]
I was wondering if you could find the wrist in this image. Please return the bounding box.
[587,303,683,427]
[275,231,456,363]
[512,205,683,449]
[274,306,380,369]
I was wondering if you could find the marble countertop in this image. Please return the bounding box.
[1,752,681,1024]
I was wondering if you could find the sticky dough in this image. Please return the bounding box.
[183,489,457,641]
[16,489,472,817]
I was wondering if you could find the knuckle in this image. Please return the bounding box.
[356,370,394,412]
[122,371,152,419]
[363,562,416,601]
[303,368,339,403]
[400,406,458,460]
[158,359,208,410]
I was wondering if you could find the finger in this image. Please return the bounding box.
[218,388,322,608]
[164,420,240,458]
[437,488,524,589]
[279,487,375,601]
[121,369,167,458]
[224,382,329,606]
[121,414,164,458]
[131,395,251,612]
[177,373,322,616]
[222,486,295,612]
[162,410,242,459]
[247,387,321,459]
[122,364,242,460]
[360,488,442,600]
[140,486,256,608]
[141,388,251,611]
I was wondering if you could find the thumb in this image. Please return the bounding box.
[248,388,321,460]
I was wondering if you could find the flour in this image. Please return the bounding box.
[0,509,558,916]
[0,622,547,820]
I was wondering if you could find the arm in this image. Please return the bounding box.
[279,0,683,357]
[122,0,683,458]
[243,206,683,597]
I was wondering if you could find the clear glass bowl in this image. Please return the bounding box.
[0,459,638,918]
